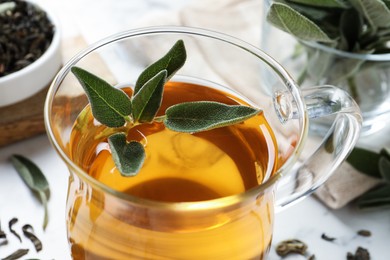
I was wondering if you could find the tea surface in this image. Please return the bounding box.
[69,81,277,202]
[67,81,277,259]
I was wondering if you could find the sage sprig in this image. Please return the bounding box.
[71,40,262,176]
[266,0,390,94]
[10,155,50,230]
[347,147,390,209]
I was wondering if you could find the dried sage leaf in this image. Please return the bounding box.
[2,249,29,260]
[164,101,262,133]
[71,66,132,128]
[10,155,50,230]
[8,218,21,243]
[108,133,145,177]
[22,225,42,252]
[347,246,370,260]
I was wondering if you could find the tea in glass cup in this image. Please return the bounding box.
[45,27,362,259]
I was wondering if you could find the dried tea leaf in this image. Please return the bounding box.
[8,218,21,243]
[275,239,308,257]
[10,155,50,230]
[2,249,29,260]
[71,66,132,128]
[22,224,42,252]
[321,233,336,242]
[357,230,372,237]
[347,246,370,260]
[164,101,262,133]
[0,220,6,240]
[108,133,145,176]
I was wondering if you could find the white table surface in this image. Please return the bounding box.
[1,0,389,259]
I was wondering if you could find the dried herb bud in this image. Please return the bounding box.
[22,224,43,252]
[321,233,336,242]
[357,230,372,237]
[8,218,21,243]
[347,247,370,260]
[275,239,308,257]
[2,248,29,260]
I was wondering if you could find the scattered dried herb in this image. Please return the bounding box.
[347,246,370,260]
[275,239,308,257]
[71,40,262,176]
[10,155,50,230]
[0,0,54,77]
[0,221,6,239]
[2,248,29,260]
[321,233,336,242]
[22,225,42,252]
[357,230,372,237]
[8,218,21,243]
[308,255,316,260]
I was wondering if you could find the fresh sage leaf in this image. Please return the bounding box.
[134,39,186,94]
[358,184,390,209]
[108,133,145,177]
[164,101,262,133]
[346,147,382,179]
[267,3,335,43]
[10,155,50,230]
[339,8,363,51]
[379,156,390,182]
[287,0,349,8]
[71,66,132,128]
[348,0,390,28]
[132,70,167,123]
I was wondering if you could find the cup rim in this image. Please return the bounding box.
[301,40,390,61]
[44,26,308,211]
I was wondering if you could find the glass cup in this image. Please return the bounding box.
[44,27,362,259]
[261,0,390,135]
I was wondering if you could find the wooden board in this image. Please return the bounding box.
[0,36,88,147]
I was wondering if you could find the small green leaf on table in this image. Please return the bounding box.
[10,155,50,230]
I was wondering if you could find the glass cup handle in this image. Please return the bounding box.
[274,85,362,211]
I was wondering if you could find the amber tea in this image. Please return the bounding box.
[67,81,278,259]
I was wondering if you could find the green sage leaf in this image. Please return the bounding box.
[286,0,350,8]
[379,156,390,182]
[71,66,132,128]
[108,133,145,176]
[339,8,363,51]
[10,155,50,230]
[132,70,167,123]
[164,101,262,133]
[346,147,382,179]
[348,0,390,28]
[267,3,336,43]
[134,39,186,94]
[358,184,390,209]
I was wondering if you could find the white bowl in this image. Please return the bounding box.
[0,1,62,107]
